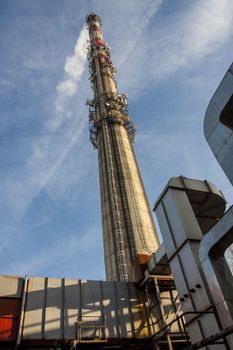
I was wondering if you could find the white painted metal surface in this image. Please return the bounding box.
[204,63,233,185]
[200,206,233,348]
[154,176,227,349]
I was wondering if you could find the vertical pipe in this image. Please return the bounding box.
[100,280,106,340]
[61,278,65,340]
[15,275,28,349]
[42,277,48,339]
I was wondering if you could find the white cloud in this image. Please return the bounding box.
[164,0,233,71]
[184,1,233,58]
[56,79,78,96]
[59,25,88,87]
[27,25,88,197]
[116,0,162,68]
[117,0,233,94]
[1,1,233,280]
[47,25,88,131]
[0,26,89,252]
[65,30,87,80]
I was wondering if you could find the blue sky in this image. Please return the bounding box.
[0,0,232,280]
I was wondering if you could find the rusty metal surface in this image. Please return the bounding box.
[0,298,21,341]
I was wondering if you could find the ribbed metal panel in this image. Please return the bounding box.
[0,275,24,298]
[21,277,151,341]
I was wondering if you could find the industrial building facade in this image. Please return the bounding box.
[0,13,233,350]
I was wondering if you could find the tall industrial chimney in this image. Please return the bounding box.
[86,13,159,282]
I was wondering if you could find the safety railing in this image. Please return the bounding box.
[76,315,107,343]
[152,309,216,345]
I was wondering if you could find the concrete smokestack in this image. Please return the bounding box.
[86,13,159,281]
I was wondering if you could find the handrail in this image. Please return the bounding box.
[152,308,215,343]
[183,324,233,350]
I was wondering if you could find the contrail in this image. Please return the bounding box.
[1,25,89,252]
[31,24,89,194]
[29,24,89,199]
[117,0,162,68]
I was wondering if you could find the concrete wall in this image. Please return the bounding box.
[98,121,159,281]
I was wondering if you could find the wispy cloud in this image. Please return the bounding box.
[155,0,233,76]
[118,0,233,95]
[116,0,162,68]
[1,1,232,280]
[24,25,88,203]
[47,25,88,131]
[26,26,89,201]
[0,26,88,250]
[184,1,233,57]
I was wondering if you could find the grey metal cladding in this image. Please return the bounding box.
[204,63,233,184]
